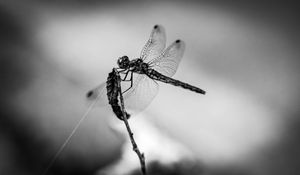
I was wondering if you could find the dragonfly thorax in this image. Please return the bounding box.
[128,58,149,74]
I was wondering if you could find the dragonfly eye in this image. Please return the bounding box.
[118,56,129,69]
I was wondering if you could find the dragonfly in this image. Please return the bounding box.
[87,24,206,117]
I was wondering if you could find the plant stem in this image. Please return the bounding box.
[118,84,146,175]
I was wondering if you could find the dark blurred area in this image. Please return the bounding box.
[1,1,300,175]
[0,2,122,175]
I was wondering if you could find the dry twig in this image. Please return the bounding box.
[117,81,146,175]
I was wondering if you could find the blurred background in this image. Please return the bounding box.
[1,0,299,175]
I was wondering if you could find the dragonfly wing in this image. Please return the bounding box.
[149,40,185,77]
[86,81,110,106]
[86,73,159,114]
[140,25,166,63]
[122,73,159,114]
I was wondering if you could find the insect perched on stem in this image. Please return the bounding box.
[86,24,206,174]
[42,24,206,175]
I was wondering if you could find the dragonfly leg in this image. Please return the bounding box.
[122,70,131,81]
[122,71,134,94]
[117,69,132,82]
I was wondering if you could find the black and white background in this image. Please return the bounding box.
[0,1,299,175]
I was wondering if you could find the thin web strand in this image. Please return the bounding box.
[41,95,100,175]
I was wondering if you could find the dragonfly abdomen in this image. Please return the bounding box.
[147,69,206,95]
[106,68,130,120]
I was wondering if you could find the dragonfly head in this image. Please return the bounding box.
[117,56,130,69]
